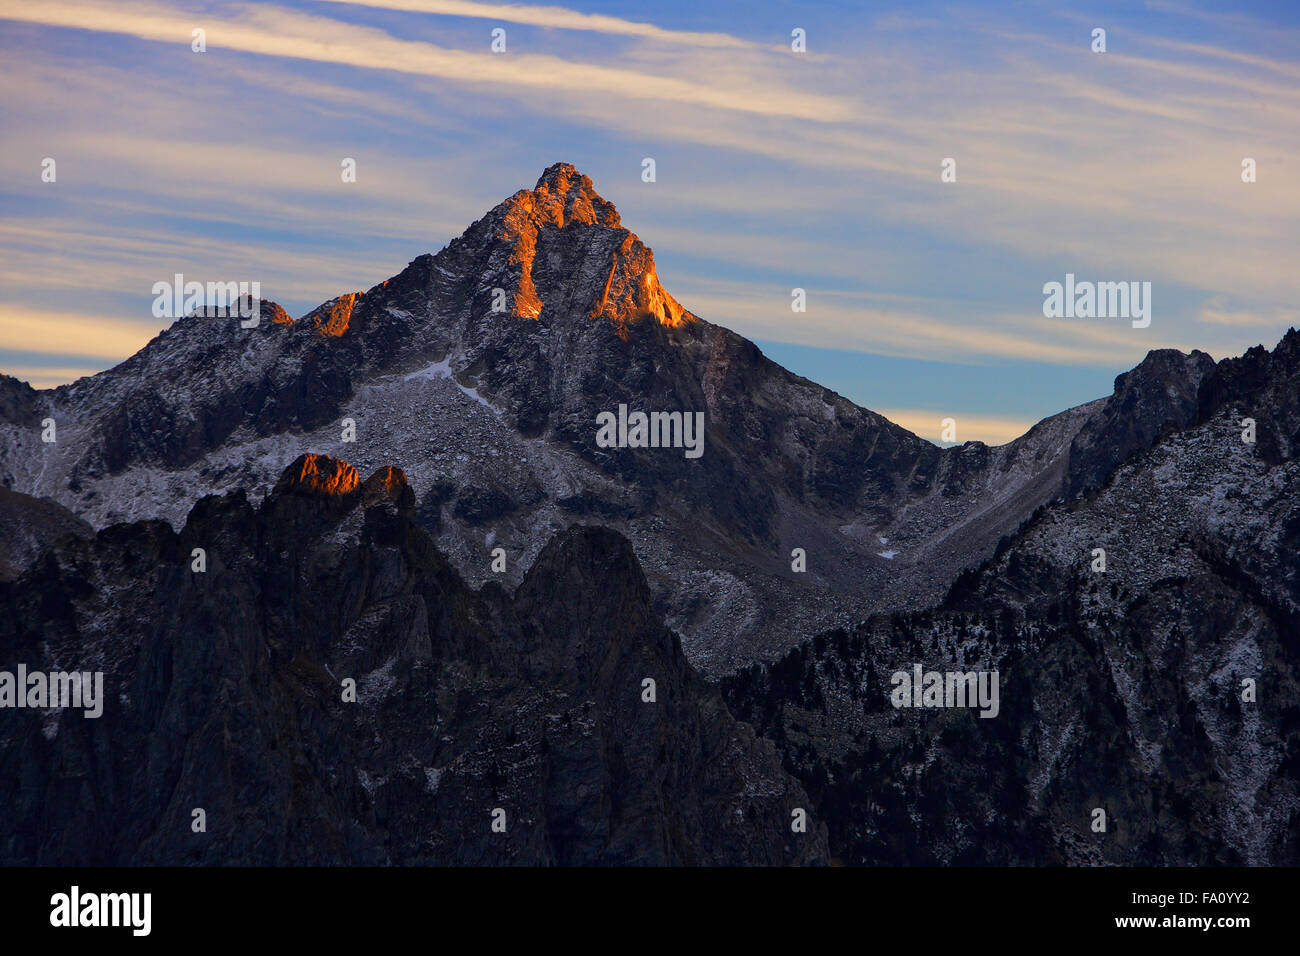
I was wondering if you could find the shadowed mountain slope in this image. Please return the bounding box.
[723,330,1300,864]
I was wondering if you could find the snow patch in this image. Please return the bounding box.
[405,358,497,412]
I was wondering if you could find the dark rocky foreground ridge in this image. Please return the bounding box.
[0,454,826,865]
[724,331,1300,864]
[0,163,1250,674]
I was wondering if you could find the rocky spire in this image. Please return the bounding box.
[490,163,693,333]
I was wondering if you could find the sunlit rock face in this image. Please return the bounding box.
[276,453,360,496]
[490,162,693,331]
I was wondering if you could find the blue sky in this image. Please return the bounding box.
[1,0,1297,443]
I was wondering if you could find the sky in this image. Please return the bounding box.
[1,0,1297,445]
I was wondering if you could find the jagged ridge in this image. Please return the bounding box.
[0,453,827,865]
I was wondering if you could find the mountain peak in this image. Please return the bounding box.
[534,161,580,187]
[486,164,691,332]
[527,162,621,229]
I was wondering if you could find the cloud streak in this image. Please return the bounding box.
[0,0,848,120]
[314,0,753,48]
[0,305,162,363]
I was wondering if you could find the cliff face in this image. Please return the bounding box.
[0,486,91,582]
[0,454,827,865]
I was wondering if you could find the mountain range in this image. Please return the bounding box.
[1,164,1296,864]
[0,163,1256,674]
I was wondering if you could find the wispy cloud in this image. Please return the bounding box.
[0,217,408,306]
[1196,295,1300,328]
[0,305,162,362]
[314,0,753,48]
[0,0,848,120]
[671,279,1175,369]
[1,366,104,389]
[1143,36,1300,79]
